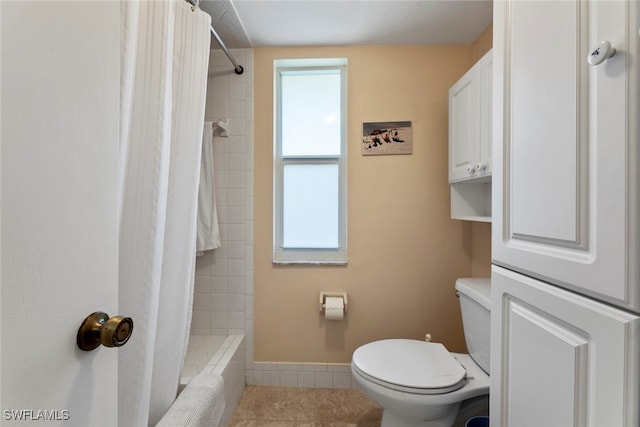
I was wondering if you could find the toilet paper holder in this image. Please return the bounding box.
[319,292,348,313]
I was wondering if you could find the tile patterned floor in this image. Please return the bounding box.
[229,386,383,427]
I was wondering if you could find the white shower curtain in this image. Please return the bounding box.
[119,1,211,425]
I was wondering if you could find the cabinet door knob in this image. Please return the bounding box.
[587,40,616,66]
[77,311,133,351]
[475,162,486,172]
[467,166,475,175]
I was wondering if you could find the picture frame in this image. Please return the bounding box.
[362,121,412,156]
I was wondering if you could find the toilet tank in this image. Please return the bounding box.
[455,278,491,374]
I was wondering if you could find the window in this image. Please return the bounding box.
[274,58,347,264]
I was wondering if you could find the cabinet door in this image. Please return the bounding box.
[492,0,640,311]
[449,66,479,182]
[477,51,492,177]
[491,266,640,427]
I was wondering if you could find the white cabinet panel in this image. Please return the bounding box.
[449,50,492,183]
[491,266,640,427]
[449,69,479,182]
[492,0,640,311]
[505,299,588,427]
[510,0,582,244]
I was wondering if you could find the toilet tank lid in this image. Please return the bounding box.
[455,278,491,310]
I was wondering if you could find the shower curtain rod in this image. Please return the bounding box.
[187,0,244,75]
[209,23,244,75]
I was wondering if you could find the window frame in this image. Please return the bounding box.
[273,58,348,264]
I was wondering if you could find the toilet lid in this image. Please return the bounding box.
[352,339,466,394]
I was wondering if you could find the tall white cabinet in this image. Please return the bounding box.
[491,0,640,425]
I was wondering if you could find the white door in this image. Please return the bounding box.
[491,266,640,427]
[2,2,120,426]
[492,0,640,311]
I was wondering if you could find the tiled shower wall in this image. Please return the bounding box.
[192,49,254,365]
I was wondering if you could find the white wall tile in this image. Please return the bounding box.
[194,276,212,295]
[244,297,253,319]
[302,364,328,372]
[211,311,228,330]
[228,153,245,171]
[277,363,302,371]
[280,371,298,387]
[244,246,253,271]
[228,312,244,330]
[227,223,245,241]
[262,370,280,386]
[191,311,211,330]
[228,83,245,101]
[195,252,214,277]
[245,271,254,296]
[228,101,246,119]
[211,294,228,312]
[227,171,245,189]
[227,206,244,224]
[211,280,228,298]
[333,373,352,389]
[253,362,275,370]
[246,370,263,386]
[193,49,253,377]
[228,276,245,294]
[228,259,245,276]
[298,372,316,388]
[315,372,333,388]
[227,136,246,152]
[192,294,212,311]
[228,294,245,312]
[245,344,254,368]
[210,262,227,280]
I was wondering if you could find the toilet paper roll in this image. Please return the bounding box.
[324,297,344,321]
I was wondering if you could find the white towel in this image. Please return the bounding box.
[196,121,221,255]
[155,373,225,427]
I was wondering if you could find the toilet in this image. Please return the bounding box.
[351,278,491,427]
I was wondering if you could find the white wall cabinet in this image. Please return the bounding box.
[449,50,492,183]
[449,50,492,222]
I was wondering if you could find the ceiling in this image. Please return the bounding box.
[198,0,493,48]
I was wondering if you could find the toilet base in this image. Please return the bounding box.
[382,407,459,427]
[451,396,489,427]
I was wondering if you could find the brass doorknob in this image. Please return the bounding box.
[77,312,133,351]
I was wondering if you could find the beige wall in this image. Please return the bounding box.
[472,24,493,62]
[253,45,478,363]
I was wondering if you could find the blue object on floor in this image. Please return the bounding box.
[465,416,489,427]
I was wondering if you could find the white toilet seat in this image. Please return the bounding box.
[351,339,467,395]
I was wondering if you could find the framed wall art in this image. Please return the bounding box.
[362,121,412,156]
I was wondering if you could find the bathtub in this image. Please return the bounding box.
[178,334,246,427]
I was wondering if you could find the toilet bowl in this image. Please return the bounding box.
[351,278,491,427]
